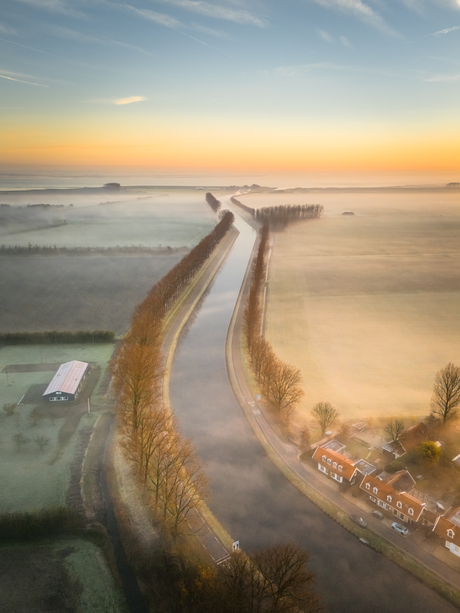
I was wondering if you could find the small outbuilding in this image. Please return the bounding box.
[43,360,89,402]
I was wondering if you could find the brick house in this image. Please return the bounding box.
[360,470,425,525]
[432,508,460,557]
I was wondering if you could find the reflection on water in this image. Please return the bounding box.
[169,204,457,613]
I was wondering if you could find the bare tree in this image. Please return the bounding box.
[384,419,405,442]
[252,543,324,613]
[431,362,460,424]
[13,433,29,449]
[35,435,50,451]
[311,402,339,437]
[266,359,304,422]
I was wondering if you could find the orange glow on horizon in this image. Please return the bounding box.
[1,117,459,174]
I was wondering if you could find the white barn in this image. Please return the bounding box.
[43,360,89,402]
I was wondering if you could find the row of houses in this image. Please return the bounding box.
[311,438,460,558]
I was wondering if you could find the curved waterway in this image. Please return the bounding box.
[170,207,457,613]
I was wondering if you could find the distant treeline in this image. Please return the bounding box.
[255,204,323,230]
[205,192,221,212]
[0,244,189,256]
[0,203,65,208]
[231,196,255,216]
[231,198,323,230]
[0,507,84,541]
[0,330,115,345]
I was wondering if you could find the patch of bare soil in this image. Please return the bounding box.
[0,544,82,612]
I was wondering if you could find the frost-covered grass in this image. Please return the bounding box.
[0,344,114,512]
[60,539,128,613]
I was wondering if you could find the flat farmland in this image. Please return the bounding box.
[0,187,219,335]
[242,189,460,427]
[0,187,215,248]
[0,253,186,334]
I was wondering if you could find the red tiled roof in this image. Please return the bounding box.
[360,473,425,521]
[433,514,460,548]
[312,446,357,481]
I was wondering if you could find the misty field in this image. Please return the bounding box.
[243,189,460,427]
[0,187,221,335]
[0,187,215,248]
[0,253,188,334]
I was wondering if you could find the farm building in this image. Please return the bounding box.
[43,360,89,402]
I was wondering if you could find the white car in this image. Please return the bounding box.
[392,522,409,536]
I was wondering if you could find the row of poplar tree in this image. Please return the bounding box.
[110,211,234,538]
[244,222,304,424]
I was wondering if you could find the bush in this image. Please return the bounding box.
[3,403,16,416]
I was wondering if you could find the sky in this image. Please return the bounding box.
[1,0,460,180]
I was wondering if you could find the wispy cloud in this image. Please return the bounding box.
[308,0,399,37]
[268,61,410,81]
[114,96,146,105]
[90,96,147,104]
[0,70,49,87]
[123,4,233,53]
[339,35,351,46]
[425,72,460,82]
[43,24,153,55]
[433,25,460,35]
[149,0,268,27]
[318,29,334,43]
[0,22,18,36]
[14,0,87,19]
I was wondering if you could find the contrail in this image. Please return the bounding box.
[0,73,49,87]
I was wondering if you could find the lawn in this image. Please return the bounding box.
[241,189,460,430]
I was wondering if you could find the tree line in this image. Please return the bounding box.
[145,542,323,613]
[110,211,234,540]
[0,244,188,256]
[205,192,221,212]
[230,197,324,230]
[231,196,255,216]
[255,205,324,230]
[0,330,115,345]
[244,222,304,425]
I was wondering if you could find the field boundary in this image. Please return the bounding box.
[225,226,460,610]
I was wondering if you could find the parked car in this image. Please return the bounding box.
[371,510,384,520]
[391,522,409,536]
[351,515,367,527]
